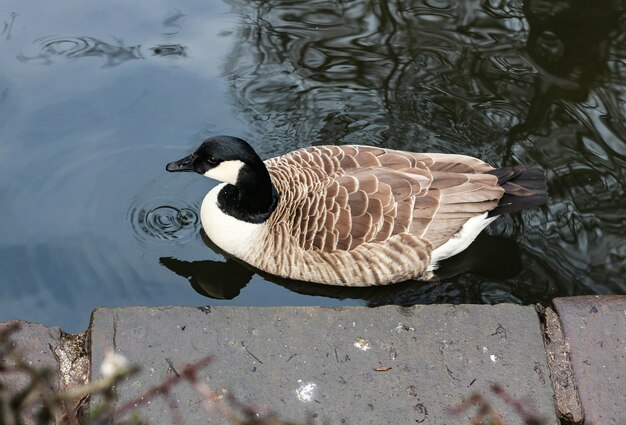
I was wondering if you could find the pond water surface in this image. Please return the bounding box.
[1,0,625,332]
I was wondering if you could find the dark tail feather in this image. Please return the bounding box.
[486,166,548,217]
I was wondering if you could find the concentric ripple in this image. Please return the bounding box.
[17,36,143,67]
[128,197,200,245]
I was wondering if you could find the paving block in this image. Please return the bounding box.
[554,296,626,425]
[90,305,558,424]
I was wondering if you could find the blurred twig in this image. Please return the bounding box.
[449,383,544,425]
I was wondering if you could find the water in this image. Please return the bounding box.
[0,0,624,332]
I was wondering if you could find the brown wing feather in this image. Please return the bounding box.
[267,145,503,256]
[420,157,503,248]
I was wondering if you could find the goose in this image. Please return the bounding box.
[166,136,548,286]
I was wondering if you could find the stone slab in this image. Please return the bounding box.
[0,321,62,424]
[553,296,626,425]
[90,305,558,424]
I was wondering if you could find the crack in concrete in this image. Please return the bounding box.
[165,357,180,377]
[241,341,263,364]
[536,304,584,425]
[445,364,461,382]
[112,312,119,352]
[50,330,90,421]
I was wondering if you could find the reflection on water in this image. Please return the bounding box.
[18,36,187,66]
[17,36,144,66]
[513,0,621,136]
[2,11,17,40]
[161,8,186,36]
[0,0,625,331]
[0,1,242,331]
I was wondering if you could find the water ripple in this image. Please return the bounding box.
[18,35,189,66]
[128,197,200,245]
[17,35,143,66]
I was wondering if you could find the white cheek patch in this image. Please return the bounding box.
[203,160,245,185]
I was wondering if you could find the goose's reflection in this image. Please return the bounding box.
[160,231,521,305]
[509,0,621,138]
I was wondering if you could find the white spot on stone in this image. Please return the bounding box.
[296,382,316,402]
[490,354,499,363]
[482,346,488,353]
[392,323,415,333]
[354,337,371,351]
[100,350,129,378]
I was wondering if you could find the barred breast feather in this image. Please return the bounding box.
[240,145,505,286]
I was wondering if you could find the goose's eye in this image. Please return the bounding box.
[206,156,217,166]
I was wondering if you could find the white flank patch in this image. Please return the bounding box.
[203,159,245,185]
[201,183,264,258]
[428,212,497,270]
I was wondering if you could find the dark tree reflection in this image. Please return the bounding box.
[512,0,621,135]
[216,0,626,303]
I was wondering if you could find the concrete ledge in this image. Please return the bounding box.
[6,297,626,424]
[90,305,558,424]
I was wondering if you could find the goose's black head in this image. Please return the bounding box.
[166,136,264,185]
[166,135,278,222]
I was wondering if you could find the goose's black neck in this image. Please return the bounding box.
[216,159,279,224]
